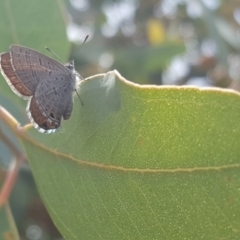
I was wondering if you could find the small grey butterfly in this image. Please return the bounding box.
[0,45,81,133]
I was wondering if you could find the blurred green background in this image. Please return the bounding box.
[0,0,240,239]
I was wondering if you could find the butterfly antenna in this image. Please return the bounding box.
[45,47,63,63]
[71,36,89,107]
[72,35,89,60]
[75,89,84,106]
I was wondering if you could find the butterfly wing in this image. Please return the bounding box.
[27,74,74,133]
[0,45,70,99]
[0,52,32,99]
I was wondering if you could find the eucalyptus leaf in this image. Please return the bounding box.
[18,70,240,240]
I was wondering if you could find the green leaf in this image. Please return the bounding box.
[0,0,70,115]
[0,203,19,240]
[0,0,70,166]
[18,70,240,239]
[0,1,70,238]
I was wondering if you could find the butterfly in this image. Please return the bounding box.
[0,45,81,133]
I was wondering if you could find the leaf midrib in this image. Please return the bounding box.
[18,130,240,173]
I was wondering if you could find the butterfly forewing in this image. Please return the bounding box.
[9,45,71,94]
[0,52,33,99]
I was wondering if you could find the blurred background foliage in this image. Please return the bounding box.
[1,0,240,239]
[70,0,240,88]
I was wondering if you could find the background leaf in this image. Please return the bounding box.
[0,202,19,240]
[0,0,70,114]
[0,0,69,239]
[17,71,240,239]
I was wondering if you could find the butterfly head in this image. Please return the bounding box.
[65,60,75,71]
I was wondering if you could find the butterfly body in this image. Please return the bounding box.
[0,45,80,133]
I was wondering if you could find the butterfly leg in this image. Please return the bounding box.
[75,89,83,106]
